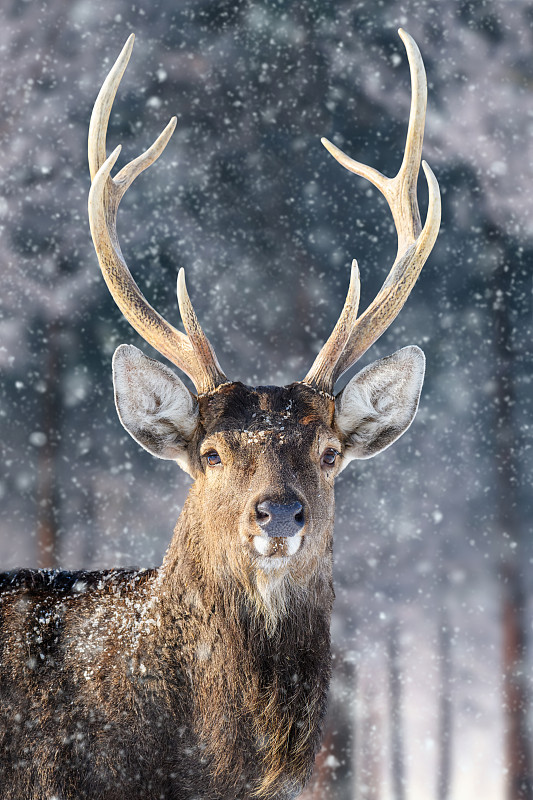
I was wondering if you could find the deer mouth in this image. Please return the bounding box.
[252,534,303,558]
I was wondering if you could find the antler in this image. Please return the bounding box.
[88,34,228,394]
[304,28,441,392]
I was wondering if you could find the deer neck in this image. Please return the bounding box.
[153,495,334,798]
[159,490,334,635]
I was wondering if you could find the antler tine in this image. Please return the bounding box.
[300,261,360,392]
[88,35,227,394]
[88,35,134,182]
[305,29,441,391]
[177,270,228,393]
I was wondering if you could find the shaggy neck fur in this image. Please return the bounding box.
[157,502,334,798]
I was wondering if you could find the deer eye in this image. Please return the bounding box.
[321,448,339,468]
[205,450,222,467]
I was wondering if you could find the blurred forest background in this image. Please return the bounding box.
[1,0,532,798]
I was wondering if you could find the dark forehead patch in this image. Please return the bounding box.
[198,382,333,436]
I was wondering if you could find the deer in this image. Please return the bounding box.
[0,29,440,800]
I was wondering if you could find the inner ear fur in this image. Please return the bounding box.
[112,344,198,470]
[334,346,425,463]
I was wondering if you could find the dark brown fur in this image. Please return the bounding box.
[0,383,337,800]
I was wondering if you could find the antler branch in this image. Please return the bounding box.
[88,35,227,394]
[304,29,441,391]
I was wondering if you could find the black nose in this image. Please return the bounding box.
[255,500,304,538]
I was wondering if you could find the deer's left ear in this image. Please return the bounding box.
[334,346,425,466]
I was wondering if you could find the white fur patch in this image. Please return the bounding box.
[253,536,271,556]
[252,535,302,557]
[286,536,303,556]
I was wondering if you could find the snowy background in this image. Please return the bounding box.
[1,1,532,798]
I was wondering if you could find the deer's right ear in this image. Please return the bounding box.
[112,344,198,473]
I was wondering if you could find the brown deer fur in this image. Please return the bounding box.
[0,349,425,799]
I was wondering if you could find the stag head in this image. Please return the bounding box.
[88,32,440,608]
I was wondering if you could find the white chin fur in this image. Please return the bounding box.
[253,535,302,557]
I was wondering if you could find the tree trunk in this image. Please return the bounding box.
[387,618,406,800]
[345,655,357,798]
[437,603,452,800]
[491,229,532,800]
[36,321,61,569]
[501,561,532,800]
[357,673,382,800]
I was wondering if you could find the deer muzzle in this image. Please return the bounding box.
[251,498,306,558]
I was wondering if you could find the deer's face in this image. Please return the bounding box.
[112,344,425,581]
[187,383,340,575]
